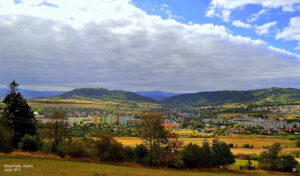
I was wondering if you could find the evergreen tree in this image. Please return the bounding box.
[1,80,37,147]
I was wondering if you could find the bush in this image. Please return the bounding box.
[0,125,13,153]
[18,134,39,152]
[296,140,300,148]
[181,143,202,169]
[174,159,185,169]
[41,141,53,153]
[259,143,298,172]
[290,150,300,158]
[228,143,234,148]
[94,134,124,162]
[68,140,91,158]
[55,142,68,158]
[134,144,149,164]
[274,155,298,172]
[243,144,250,148]
[123,146,135,162]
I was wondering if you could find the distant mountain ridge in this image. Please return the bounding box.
[0,88,66,99]
[57,88,159,103]
[135,91,180,100]
[160,88,300,106]
[3,87,299,107]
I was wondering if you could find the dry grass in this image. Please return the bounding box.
[0,154,293,176]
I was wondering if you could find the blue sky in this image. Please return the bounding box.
[0,0,300,92]
[132,0,300,54]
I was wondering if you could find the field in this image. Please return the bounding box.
[115,134,300,156]
[115,134,297,148]
[0,154,294,176]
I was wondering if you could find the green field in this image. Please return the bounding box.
[0,154,294,176]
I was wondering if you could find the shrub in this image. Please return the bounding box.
[0,125,13,153]
[134,144,149,164]
[274,155,298,172]
[94,134,124,162]
[296,140,300,148]
[181,143,202,169]
[244,160,256,170]
[123,146,135,162]
[18,134,39,152]
[175,159,185,169]
[55,142,68,158]
[228,143,234,148]
[290,150,300,158]
[243,144,250,148]
[259,143,298,172]
[68,140,91,158]
[41,141,53,153]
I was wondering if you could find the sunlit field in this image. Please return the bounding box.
[115,134,296,149]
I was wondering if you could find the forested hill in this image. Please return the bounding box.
[160,88,300,106]
[57,88,159,103]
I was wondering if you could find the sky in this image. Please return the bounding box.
[0,0,300,93]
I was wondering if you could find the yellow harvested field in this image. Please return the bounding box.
[115,135,295,148]
[115,135,298,155]
[231,148,300,155]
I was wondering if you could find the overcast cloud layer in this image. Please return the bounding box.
[0,0,300,92]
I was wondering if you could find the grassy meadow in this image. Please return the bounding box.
[0,154,294,176]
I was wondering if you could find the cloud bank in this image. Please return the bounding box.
[0,0,300,92]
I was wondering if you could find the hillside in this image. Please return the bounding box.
[160,88,300,106]
[57,88,159,103]
[136,91,180,100]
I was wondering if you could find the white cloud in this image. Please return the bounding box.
[232,20,252,29]
[247,9,267,23]
[0,0,299,92]
[276,17,300,50]
[162,4,168,8]
[209,0,300,11]
[255,21,277,35]
[207,0,300,21]
[206,9,231,22]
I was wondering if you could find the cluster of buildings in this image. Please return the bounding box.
[37,115,142,127]
[231,117,300,130]
[253,105,300,114]
[90,116,141,126]
[199,116,300,134]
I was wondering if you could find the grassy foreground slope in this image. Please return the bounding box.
[0,155,288,176]
[161,88,300,106]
